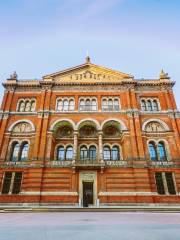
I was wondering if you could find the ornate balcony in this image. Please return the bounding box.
[149,161,174,167]
[105,160,128,167]
[75,159,103,169]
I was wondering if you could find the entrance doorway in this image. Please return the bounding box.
[83,182,93,207]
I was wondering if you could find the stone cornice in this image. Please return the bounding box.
[2,78,175,90]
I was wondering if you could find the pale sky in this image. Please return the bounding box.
[0,0,180,108]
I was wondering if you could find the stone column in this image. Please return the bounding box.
[98,131,103,163]
[73,131,78,164]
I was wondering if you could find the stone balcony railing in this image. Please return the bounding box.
[0,158,179,168]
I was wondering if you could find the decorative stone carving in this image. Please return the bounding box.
[56,126,73,138]
[145,122,165,132]
[79,125,97,138]
[12,122,32,133]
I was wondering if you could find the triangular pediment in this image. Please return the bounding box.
[43,62,133,83]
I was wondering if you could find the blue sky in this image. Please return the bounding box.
[0,0,180,108]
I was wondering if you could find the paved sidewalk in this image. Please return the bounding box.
[0,212,180,240]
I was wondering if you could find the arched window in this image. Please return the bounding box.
[148,142,158,161]
[80,146,88,160]
[10,143,20,161]
[79,99,85,111]
[92,99,97,111]
[114,99,119,111]
[86,99,91,111]
[153,100,159,111]
[69,99,75,111]
[57,99,63,111]
[111,146,120,160]
[30,100,36,111]
[103,146,111,160]
[158,142,167,161]
[108,99,113,111]
[141,100,146,111]
[63,99,69,111]
[89,146,96,160]
[147,100,153,111]
[20,143,29,161]
[25,101,31,112]
[19,101,25,112]
[66,146,73,160]
[57,146,65,160]
[102,99,107,111]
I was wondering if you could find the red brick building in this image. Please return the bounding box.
[0,57,180,206]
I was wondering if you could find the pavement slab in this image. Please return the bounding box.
[0,212,180,240]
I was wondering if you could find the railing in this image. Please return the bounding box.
[102,105,120,112]
[149,161,174,167]
[75,159,102,167]
[79,105,97,112]
[0,159,179,169]
[105,160,127,167]
[46,160,72,167]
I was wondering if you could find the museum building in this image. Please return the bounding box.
[0,57,180,206]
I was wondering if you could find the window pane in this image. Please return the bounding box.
[141,100,146,111]
[85,99,91,111]
[31,101,36,111]
[20,143,29,161]
[57,100,63,111]
[147,100,153,111]
[153,100,159,111]
[12,172,22,194]
[25,102,31,112]
[80,146,88,160]
[79,99,85,111]
[102,99,107,111]
[111,146,120,160]
[19,101,25,112]
[165,172,176,195]
[69,100,74,111]
[148,143,158,161]
[158,142,167,161]
[155,172,165,195]
[1,172,12,194]
[57,146,65,160]
[66,147,73,160]
[103,146,111,160]
[114,99,119,111]
[92,100,97,111]
[11,143,20,162]
[89,146,96,160]
[63,100,68,111]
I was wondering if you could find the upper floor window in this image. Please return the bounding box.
[140,98,160,111]
[56,145,73,160]
[56,98,75,111]
[79,98,97,112]
[10,141,29,162]
[148,141,168,161]
[17,99,36,112]
[103,145,121,160]
[80,145,97,160]
[102,97,120,111]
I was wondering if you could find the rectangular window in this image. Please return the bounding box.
[1,172,12,194]
[12,172,22,194]
[155,172,176,195]
[1,172,22,195]
[155,172,165,195]
[165,172,176,195]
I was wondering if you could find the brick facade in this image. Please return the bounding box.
[0,60,179,206]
